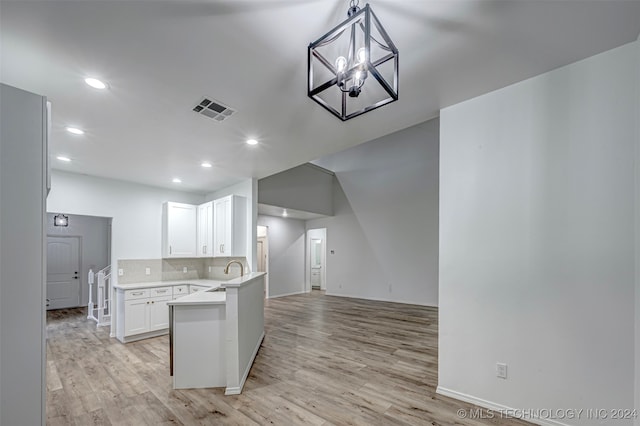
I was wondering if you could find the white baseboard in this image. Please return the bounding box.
[268,290,307,299]
[436,387,569,426]
[324,291,437,308]
[225,332,265,396]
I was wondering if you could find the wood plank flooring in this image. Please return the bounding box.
[46,291,529,425]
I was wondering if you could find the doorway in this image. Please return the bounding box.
[46,213,112,311]
[306,228,327,291]
[46,236,81,310]
[257,225,269,297]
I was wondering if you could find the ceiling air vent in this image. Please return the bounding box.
[192,97,236,122]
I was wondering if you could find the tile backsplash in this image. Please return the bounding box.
[117,257,249,283]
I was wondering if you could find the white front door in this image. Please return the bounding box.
[46,236,81,310]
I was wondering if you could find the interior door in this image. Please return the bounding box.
[46,236,81,310]
[310,238,322,288]
[257,238,266,272]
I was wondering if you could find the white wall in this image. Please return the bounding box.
[439,41,638,425]
[308,119,439,306]
[207,179,258,273]
[46,213,111,306]
[47,170,204,286]
[257,215,306,298]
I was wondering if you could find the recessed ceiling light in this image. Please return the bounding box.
[66,127,84,135]
[246,139,258,145]
[85,77,107,90]
[57,156,71,162]
[201,162,212,168]
[282,209,288,217]
[172,178,182,183]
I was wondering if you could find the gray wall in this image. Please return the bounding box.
[308,118,439,306]
[439,41,637,423]
[257,215,306,298]
[259,163,334,216]
[46,213,111,306]
[636,34,640,426]
[1,84,47,425]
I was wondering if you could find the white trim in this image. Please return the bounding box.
[436,387,569,426]
[268,289,308,299]
[324,291,438,308]
[118,329,168,343]
[225,332,264,395]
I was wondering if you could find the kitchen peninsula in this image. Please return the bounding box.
[168,272,265,395]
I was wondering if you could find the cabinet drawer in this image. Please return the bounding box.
[124,289,150,300]
[173,285,188,296]
[150,286,172,298]
[189,285,208,294]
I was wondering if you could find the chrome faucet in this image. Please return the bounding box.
[224,260,244,277]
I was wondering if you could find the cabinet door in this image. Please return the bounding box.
[213,197,230,256]
[165,202,197,257]
[149,296,172,331]
[197,202,213,257]
[124,299,150,336]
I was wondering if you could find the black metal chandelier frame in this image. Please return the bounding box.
[308,1,399,121]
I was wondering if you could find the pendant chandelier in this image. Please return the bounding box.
[308,0,399,121]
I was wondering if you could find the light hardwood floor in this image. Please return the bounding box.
[46,291,529,425]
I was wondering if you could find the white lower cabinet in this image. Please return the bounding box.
[117,286,174,342]
[173,285,188,299]
[116,283,214,342]
[189,285,209,294]
[149,296,172,331]
[124,299,150,336]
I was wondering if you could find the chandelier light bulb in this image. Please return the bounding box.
[357,47,366,64]
[335,56,347,72]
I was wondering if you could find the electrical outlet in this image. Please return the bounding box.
[496,363,508,379]
[145,267,151,275]
[183,267,188,273]
[208,266,212,273]
[118,268,124,276]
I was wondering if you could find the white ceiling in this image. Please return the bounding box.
[2,0,639,194]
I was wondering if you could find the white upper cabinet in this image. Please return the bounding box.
[197,201,214,257]
[213,195,246,257]
[162,202,197,258]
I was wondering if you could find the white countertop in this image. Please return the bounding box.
[167,272,266,306]
[168,287,227,306]
[223,272,266,288]
[113,279,226,291]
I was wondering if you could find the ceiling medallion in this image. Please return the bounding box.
[308,0,399,121]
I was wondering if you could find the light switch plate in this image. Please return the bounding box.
[118,268,124,276]
[183,267,188,273]
[145,267,151,275]
[496,363,508,379]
